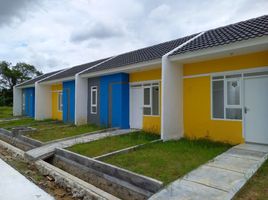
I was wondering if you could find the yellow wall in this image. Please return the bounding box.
[51,84,63,120]
[183,51,268,144]
[184,76,243,144]
[184,51,268,76]
[130,68,161,82]
[130,68,161,134]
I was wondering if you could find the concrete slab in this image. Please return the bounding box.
[150,179,228,200]
[184,165,246,192]
[225,148,266,161]
[0,158,54,200]
[235,143,268,153]
[25,129,134,160]
[207,154,261,175]
[150,143,268,200]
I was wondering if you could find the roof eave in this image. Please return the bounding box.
[169,35,268,64]
[39,76,75,85]
[80,58,162,78]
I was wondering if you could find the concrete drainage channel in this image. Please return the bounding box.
[0,128,43,151]
[43,148,163,200]
[0,128,164,200]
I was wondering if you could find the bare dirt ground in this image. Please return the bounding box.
[0,146,79,200]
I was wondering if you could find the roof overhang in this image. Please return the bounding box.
[169,35,268,64]
[39,76,75,85]
[15,84,35,89]
[80,58,162,78]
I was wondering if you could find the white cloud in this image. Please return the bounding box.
[0,0,267,73]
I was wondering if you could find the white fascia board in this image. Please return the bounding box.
[80,58,161,78]
[169,35,268,63]
[38,76,75,85]
[36,68,72,85]
[14,74,45,88]
[16,84,35,89]
[76,56,117,76]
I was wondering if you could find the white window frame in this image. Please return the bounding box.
[91,86,98,114]
[211,75,243,121]
[143,83,160,116]
[58,92,63,112]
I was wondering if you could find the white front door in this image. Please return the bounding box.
[130,87,143,129]
[244,76,268,144]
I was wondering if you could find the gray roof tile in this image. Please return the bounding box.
[170,15,268,56]
[40,58,109,82]
[81,34,198,74]
[16,70,63,87]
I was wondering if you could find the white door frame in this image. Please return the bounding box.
[130,85,143,129]
[243,74,268,143]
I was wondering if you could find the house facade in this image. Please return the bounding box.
[14,15,268,144]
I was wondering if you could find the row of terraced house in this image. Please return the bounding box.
[13,15,268,145]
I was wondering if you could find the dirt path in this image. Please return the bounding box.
[0,146,79,200]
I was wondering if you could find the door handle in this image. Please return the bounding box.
[244,107,249,114]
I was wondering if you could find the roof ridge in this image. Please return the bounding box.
[202,15,268,33]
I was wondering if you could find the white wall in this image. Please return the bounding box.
[161,56,184,140]
[13,86,22,116]
[75,74,88,125]
[35,83,52,120]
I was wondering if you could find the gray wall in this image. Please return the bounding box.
[88,77,100,125]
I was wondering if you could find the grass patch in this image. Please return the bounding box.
[0,106,13,119]
[67,131,160,157]
[0,118,55,129]
[102,138,231,185]
[234,159,268,200]
[25,124,104,142]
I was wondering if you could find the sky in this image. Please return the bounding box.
[0,0,267,73]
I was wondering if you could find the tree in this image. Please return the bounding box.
[0,61,43,106]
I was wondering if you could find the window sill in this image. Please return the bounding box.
[211,118,242,122]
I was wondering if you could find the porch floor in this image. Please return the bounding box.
[149,143,268,200]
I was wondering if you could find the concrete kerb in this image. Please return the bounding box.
[0,127,117,152]
[25,129,135,161]
[55,148,163,193]
[35,160,120,200]
[94,139,162,160]
[42,127,118,145]
[51,148,163,199]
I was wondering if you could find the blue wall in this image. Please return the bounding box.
[23,87,35,118]
[100,73,129,128]
[63,80,75,123]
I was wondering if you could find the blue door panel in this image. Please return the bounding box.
[23,87,35,118]
[63,80,75,123]
[99,73,129,129]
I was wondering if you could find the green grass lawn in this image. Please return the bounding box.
[67,131,160,157]
[0,118,55,129]
[234,159,268,200]
[102,138,231,185]
[25,124,104,142]
[0,106,13,119]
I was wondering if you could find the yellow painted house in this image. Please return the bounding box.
[183,51,268,144]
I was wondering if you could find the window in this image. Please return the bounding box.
[143,83,159,116]
[58,92,63,112]
[91,86,98,114]
[212,75,242,120]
